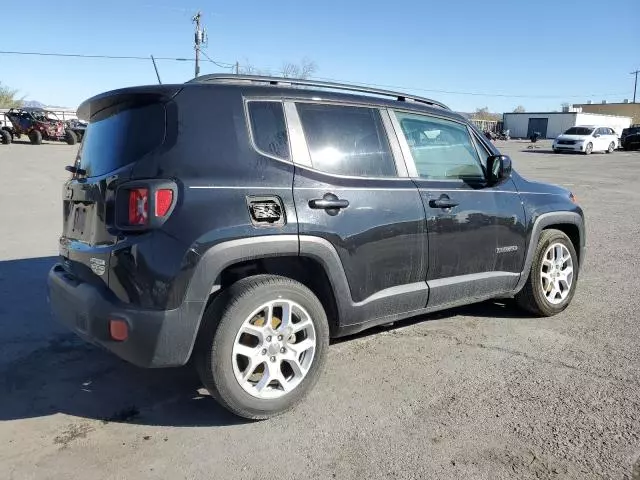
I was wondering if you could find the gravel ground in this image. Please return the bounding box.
[1,138,639,480]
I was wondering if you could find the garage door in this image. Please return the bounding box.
[527,118,549,138]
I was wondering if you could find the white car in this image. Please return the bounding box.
[553,126,619,154]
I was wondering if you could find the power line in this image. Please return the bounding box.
[0,50,192,61]
[0,49,630,100]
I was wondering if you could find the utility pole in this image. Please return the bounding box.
[235,61,239,75]
[632,70,639,103]
[192,12,204,78]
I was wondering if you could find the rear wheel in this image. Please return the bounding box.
[606,142,615,153]
[584,142,593,155]
[29,130,42,145]
[195,275,329,419]
[65,129,77,145]
[0,129,11,145]
[515,229,579,316]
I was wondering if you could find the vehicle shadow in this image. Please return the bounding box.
[331,299,536,345]
[519,148,556,154]
[0,256,246,428]
[0,256,534,427]
[9,139,71,146]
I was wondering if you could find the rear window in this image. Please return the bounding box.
[564,127,593,135]
[78,103,165,177]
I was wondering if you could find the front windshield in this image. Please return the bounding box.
[564,127,593,135]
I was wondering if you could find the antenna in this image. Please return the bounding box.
[150,55,162,84]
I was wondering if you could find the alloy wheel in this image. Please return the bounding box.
[540,243,574,305]
[232,299,316,399]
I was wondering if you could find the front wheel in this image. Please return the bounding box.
[515,229,579,316]
[606,142,615,153]
[583,142,593,155]
[0,129,11,145]
[195,275,330,419]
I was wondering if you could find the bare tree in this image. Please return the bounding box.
[0,82,23,108]
[237,58,318,79]
[512,105,526,113]
[473,107,501,121]
[279,58,317,79]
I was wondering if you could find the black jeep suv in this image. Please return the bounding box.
[48,75,585,419]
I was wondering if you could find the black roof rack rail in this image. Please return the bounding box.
[188,74,450,110]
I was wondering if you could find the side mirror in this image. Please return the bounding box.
[487,155,512,184]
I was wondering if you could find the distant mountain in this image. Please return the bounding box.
[22,100,45,108]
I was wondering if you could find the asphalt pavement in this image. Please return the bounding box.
[1,139,639,479]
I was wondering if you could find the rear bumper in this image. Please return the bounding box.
[47,263,205,367]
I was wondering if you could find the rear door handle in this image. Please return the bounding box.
[429,195,459,209]
[309,193,349,210]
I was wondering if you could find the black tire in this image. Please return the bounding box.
[1,127,12,142]
[0,129,10,145]
[515,229,579,316]
[583,142,593,155]
[29,130,42,145]
[195,274,330,419]
[65,129,77,145]
[606,142,615,153]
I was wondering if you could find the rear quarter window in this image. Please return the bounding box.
[79,103,166,177]
[247,101,290,161]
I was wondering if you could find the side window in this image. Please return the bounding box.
[394,111,485,180]
[296,103,396,177]
[247,101,290,161]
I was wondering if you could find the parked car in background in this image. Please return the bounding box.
[622,128,640,151]
[621,125,640,149]
[553,126,618,154]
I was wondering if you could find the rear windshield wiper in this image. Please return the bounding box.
[65,165,87,176]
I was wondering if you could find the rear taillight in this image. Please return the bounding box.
[119,182,176,230]
[155,189,173,217]
[128,188,149,225]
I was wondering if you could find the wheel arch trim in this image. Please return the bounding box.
[514,211,585,293]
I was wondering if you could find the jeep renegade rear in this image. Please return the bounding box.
[48,75,584,419]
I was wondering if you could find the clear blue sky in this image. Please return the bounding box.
[1,0,638,113]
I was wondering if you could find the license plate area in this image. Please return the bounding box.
[70,204,88,236]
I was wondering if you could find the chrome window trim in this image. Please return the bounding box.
[388,108,419,177]
[379,108,409,178]
[283,101,312,167]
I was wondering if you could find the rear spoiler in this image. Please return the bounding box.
[77,85,182,121]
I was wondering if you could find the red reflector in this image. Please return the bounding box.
[128,188,148,225]
[109,319,129,341]
[155,189,173,217]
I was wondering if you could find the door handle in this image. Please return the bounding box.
[309,193,349,210]
[429,195,459,209]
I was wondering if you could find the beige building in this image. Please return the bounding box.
[573,102,640,124]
